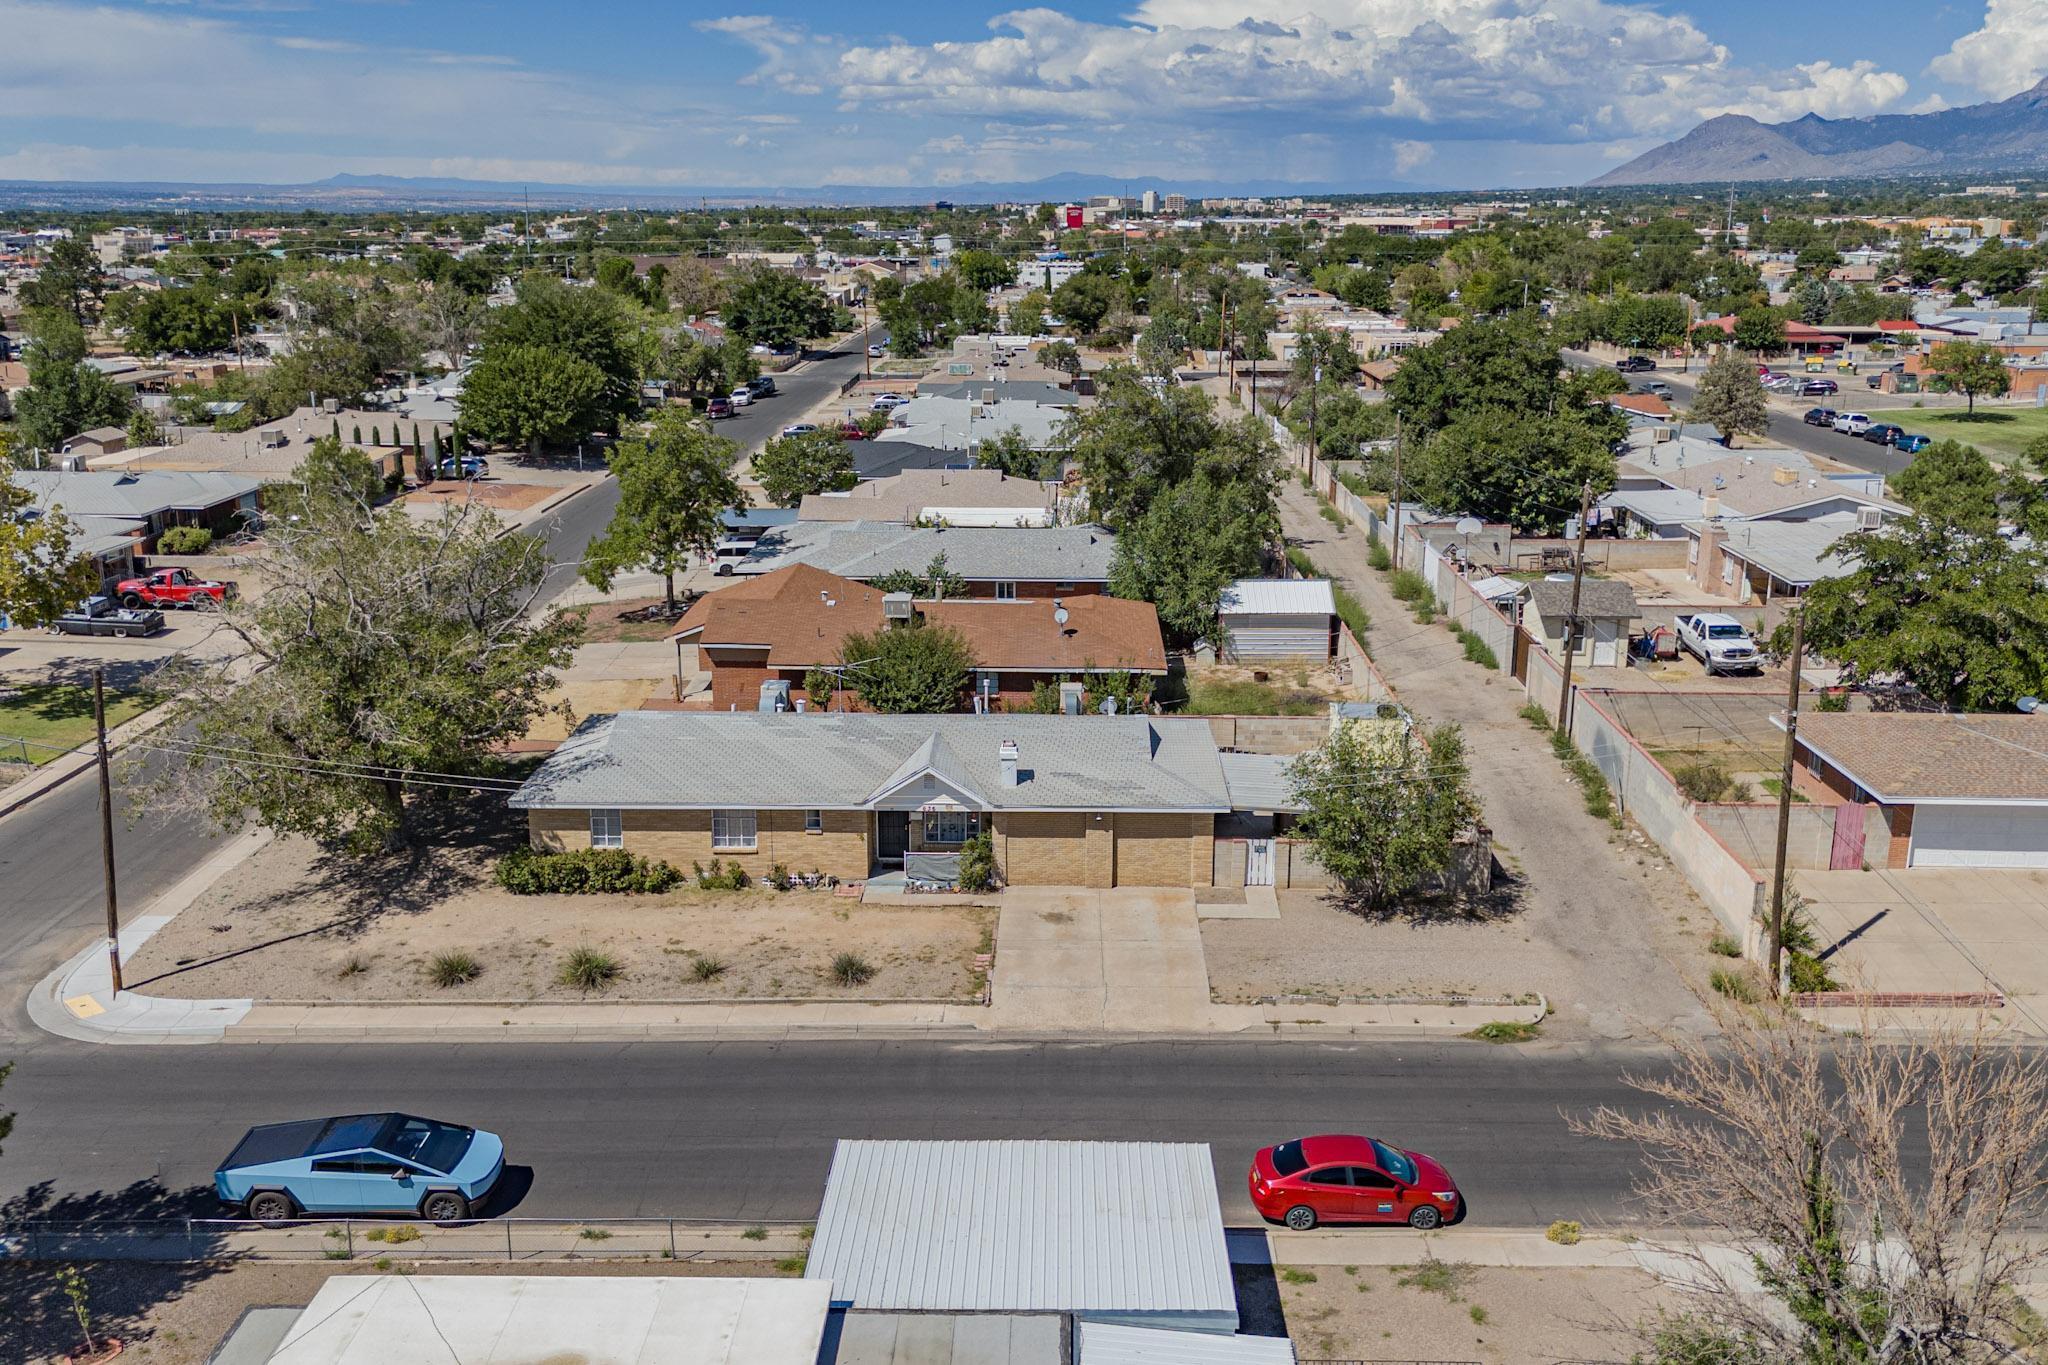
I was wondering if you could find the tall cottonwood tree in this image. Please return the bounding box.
[582,410,741,612]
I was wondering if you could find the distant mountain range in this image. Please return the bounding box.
[1590,78,2048,186]
[0,170,1437,213]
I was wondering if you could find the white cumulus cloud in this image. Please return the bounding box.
[1930,0,2048,99]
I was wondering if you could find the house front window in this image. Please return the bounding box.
[805,809,823,834]
[589,809,622,849]
[921,810,979,845]
[712,809,757,850]
[994,581,1017,600]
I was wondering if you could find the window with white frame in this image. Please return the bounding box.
[589,809,623,849]
[921,810,978,845]
[994,581,1017,601]
[805,809,823,834]
[712,809,758,849]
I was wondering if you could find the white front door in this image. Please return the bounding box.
[1246,839,1275,886]
[1591,620,1621,667]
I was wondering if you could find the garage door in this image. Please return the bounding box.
[1910,805,2048,869]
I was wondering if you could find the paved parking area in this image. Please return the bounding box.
[1795,867,2048,1033]
[0,610,240,687]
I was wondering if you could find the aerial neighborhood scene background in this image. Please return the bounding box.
[5,0,2048,1360]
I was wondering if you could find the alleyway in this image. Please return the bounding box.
[1276,483,1716,1039]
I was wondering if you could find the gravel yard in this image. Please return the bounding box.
[123,828,991,1004]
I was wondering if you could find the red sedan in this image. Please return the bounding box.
[1249,1134,1461,1231]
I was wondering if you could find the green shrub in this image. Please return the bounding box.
[1518,703,1553,730]
[1708,933,1742,958]
[427,950,482,988]
[692,858,750,891]
[832,952,876,986]
[689,954,728,981]
[1280,1267,1318,1285]
[1389,568,1429,602]
[559,947,624,991]
[1466,1020,1539,1043]
[1545,1220,1582,1246]
[1788,951,1838,994]
[1332,585,1370,641]
[1283,546,1317,577]
[958,831,999,892]
[1453,626,1499,670]
[156,525,216,555]
[1673,761,1743,804]
[1813,689,1850,713]
[1710,967,1759,1003]
[1318,502,1347,529]
[496,846,680,894]
[1367,542,1393,571]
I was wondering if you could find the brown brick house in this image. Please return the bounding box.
[510,712,1235,888]
[670,564,1167,712]
[1784,713,2048,870]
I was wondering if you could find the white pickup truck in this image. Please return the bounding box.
[1675,612,1761,675]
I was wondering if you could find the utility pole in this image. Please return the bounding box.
[863,294,873,380]
[1555,480,1594,734]
[93,667,122,995]
[1767,607,1807,998]
[1308,364,1320,473]
[1389,415,1406,570]
[1217,290,1229,381]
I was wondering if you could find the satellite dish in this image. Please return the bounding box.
[1455,516,1482,535]
[1053,606,1069,626]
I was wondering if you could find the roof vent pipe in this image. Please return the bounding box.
[999,739,1020,787]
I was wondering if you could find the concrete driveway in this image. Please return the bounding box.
[1795,867,2048,1033]
[989,887,1246,1033]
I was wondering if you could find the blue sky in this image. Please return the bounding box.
[5,0,2042,190]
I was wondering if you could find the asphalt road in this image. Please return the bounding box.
[1564,350,1917,479]
[0,1037,1665,1226]
[533,324,880,603]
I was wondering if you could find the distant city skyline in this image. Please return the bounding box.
[6,0,2045,191]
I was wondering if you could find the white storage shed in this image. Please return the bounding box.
[806,1139,1239,1333]
[1217,579,1337,662]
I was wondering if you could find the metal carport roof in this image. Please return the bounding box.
[806,1140,1238,1332]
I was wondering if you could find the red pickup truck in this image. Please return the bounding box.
[116,567,235,610]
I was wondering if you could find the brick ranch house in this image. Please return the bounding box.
[1783,712,2048,870]
[670,564,1167,711]
[734,521,1116,600]
[511,712,1303,888]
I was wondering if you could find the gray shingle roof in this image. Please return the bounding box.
[1525,576,1639,621]
[740,520,1117,583]
[510,712,1231,813]
[13,469,261,520]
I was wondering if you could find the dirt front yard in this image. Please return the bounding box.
[123,828,992,1004]
[1255,1260,1681,1365]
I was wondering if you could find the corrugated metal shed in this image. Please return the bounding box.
[1079,1322,1297,1365]
[806,1140,1238,1332]
[1217,579,1336,616]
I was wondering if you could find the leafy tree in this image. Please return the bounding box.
[1006,289,1049,336]
[871,552,967,599]
[1731,308,1787,355]
[952,249,1015,296]
[11,311,134,453]
[420,285,486,368]
[1686,350,1771,446]
[838,620,974,712]
[1108,475,1273,644]
[1925,340,2011,414]
[582,410,742,612]
[975,425,1060,481]
[1050,272,1118,335]
[1063,366,1277,531]
[262,333,382,410]
[660,333,759,407]
[1287,720,1477,912]
[158,499,582,850]
[753,429,855,507]
[125,407,163,447]
[1410,408,1616,535]
[1887,439,2012,531]
[1792,515,2048,711]
[1286,387,1395,463]
[458,343,608,457]
[1386,313,1561,437]
[19,237,105,321]
[482,274,641,426]
[665,257,725,318]
[107,282,236,355]
[0,482,101,627]
[267,435,386,526]
[723,265,832,351]
[1039,340,1082,376]
[1290,318,1360,390]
